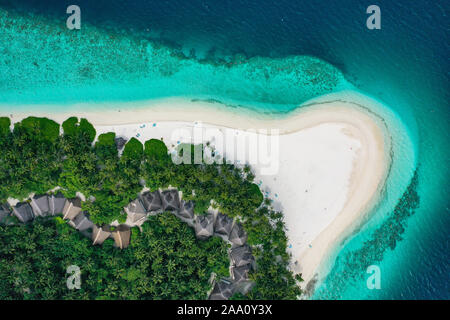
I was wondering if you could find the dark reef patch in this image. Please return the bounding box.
[315,168,420,299]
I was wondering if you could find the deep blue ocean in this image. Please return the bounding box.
[0,0,448,299]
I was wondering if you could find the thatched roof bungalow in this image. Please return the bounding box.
[214,213,233,237]
[69,212,94,231]
[114,137,128,150]
[232,264,251,282]
[92,225,112,245]
[232,264,254,295]
[229,223,248,247]
[160,190,180,211]
[62,198,82,220]
[112,225,131,249]
[209,280,234,300]
[125,199,147,224]
[230,245,254,268]
[12,202,34,223]
[49,192,67,215]
[194,214,214,240]
[30,194,50,217]
[140,191,163,212]
[177,200,195,220]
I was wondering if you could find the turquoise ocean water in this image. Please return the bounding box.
[0,1,448,299]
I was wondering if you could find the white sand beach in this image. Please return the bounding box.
[5,95,390,295]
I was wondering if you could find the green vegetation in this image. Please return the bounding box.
[122,137,143,158]
[83,134,143,224]
[62,117,96,142]
[144,138,167,160]
[0,117,11,135]
[0,213,229,299]
[0,117,62,200]
[0,116,302,299]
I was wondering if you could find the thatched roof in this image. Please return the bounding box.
[112,225,131,249]
[194,214,214,240]
[232,264,255,295]
[12,202,34,223]
[30,194,50,217]
[232,264,251,282]
[125,199,147,223]
[62,198,82,220]
[114,137,128,150]
[214,213,233,237]
[49,192,66,215]
[230,245,254,268]
[209,280,234,300]
[70,212,94,231]
[177,200,194,220]
[140,191,163,212]
[92,225,112,245]
[229,223,248,247]
[160,190,180,211]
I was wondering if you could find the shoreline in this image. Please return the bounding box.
[3,94,391,295]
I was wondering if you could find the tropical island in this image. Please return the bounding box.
[0,115,302,300]
[0,91,399,300]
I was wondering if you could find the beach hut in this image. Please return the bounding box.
[114,137,128,150]
[194,214,214,240]
[214,213,233,237]
[49,192,67,215]
[160,189,180,211]
[30,194,50,217]
[125,198,147,223]
[140,191,163,212]
[92,225,112,245]
[12,202,34,223]
[112,225,131,249]
[209,280,234,300]
[62,198,82,220]
[69,212,94,231]
[229,223,248,247]
[230,245,254,268]
[232,265,251,282]
[232,265,254,294]
[177,200,195,220]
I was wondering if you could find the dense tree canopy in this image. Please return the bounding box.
[0,117,62,200]
[0,213,229,300]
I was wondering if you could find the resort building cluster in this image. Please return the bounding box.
[0,188,256,300]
